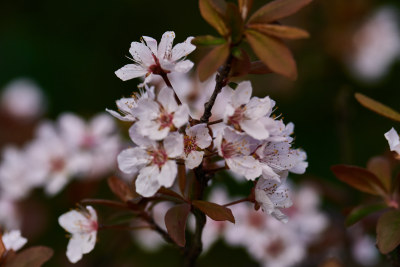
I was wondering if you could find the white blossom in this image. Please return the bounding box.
[2,230,27,252]
[0,78,45,120]
[58,206,98,263]
[224,81,276,140]
[115,31,196,84]
[183,124,212,169]
[255,175,293,223]
[215,127,262,180]
[134,87,189,140]
[117,124,183,197]
[385,127,400,155]
[106,86,155,122]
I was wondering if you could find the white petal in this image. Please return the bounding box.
[45,173,69,196]
[142,36,158,55]
[136,165,161,197]
[157,31,175,60]
[129,124,157,148]
[105,108,134,122]
[158,87,178,113]
[134,98,160,120]
[158,160,177,187]
[240,119,270,140]
[59,210,89,234]
[164,132,184,157]
[129,42,155,66]
[174,60,194,73]
[185,151,204,169]
[231,81,252,108]
[385,127,400,153]
[226,156,262,180]
[58,113,86,146]
[117,147,150,174]
[172,104,189,128]
[66,235,85,263]
[244,96,273,119]
[188,124,212,149]
[2,230,27,251]
[171,36,196,61]
[115,64,148,81]
[261,164,280,182]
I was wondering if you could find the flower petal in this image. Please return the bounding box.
[158,160,177,187]
[172,104,189,128]
[174,60,194,73]
[385,127,400,153]
[188,123,212,149]
[164,132,183,158]
[185,150,204,169]
[158,87,178,113]
[240,119,270,140]
[171,36,196,61]
[117,147,149,174]
[231,81,252,107]
[135,165,161,197]
[142,36,158,55]
[129,42,154,66]
[157,31,175,60]
[226,156,262,180]
[115,64,148,81]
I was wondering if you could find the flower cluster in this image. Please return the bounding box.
[0,113,121,229]
[200,186,327,267]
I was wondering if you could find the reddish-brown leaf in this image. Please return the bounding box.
[230,48,251,77]
[249,61,272,74]
[226,3,244,44]
[367,156,392,193]
[248,24,309,39]
[4,246,53,267]
[192,200,235,223]
[107,176,136,202]
[331,165,387,196]
[245,29,297,79]
[377,210,400,254]
[199,0,229,36]
[355,93,400,122]
[345,203,387,227]
[238,0,253,20]
[158,188,185,201]
[164,204,191,247]
[198,43,230,81]
[248,0,312,24]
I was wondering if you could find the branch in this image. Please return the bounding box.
[200,55,234,123]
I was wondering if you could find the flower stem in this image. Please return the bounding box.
[223,197,250,207]
[99,224,151,231]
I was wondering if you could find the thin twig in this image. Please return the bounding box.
[80,199,130,210]
[161,73,182,105]
[223,197,250,207]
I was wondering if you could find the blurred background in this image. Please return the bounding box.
[1,0,400,266]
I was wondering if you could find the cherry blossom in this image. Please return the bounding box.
[115,31,196,84]
[2,230,27,252]
[182,124,212,169]
[106,86,155,122]
[384,127,400,155]
[255,175,293,223]
[134,87,189,140]
[223,81,276,140]
[58,206,98,263]
[117,124,183,197]
[215,127,262,180]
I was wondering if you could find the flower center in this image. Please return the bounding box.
[50,158,65,172]
[265,238,285,258]
[81,134,96,149]
[228,106,245,130]
[184,135,197,155]
[148,54,170,75]
[158,111,174,130]
[221,140,236,159]
[150,148,168,167]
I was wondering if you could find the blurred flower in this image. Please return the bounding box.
[2,229,27,252]
[385,127,400,155]
[117,124,183,197]
[182,123,212,169]
[115,31,196,84]
[351,233,379,266]
[58,206,98,263]
[349,6,400,81]
[0,78,45,121]
[134,87,189,140]
[0,196,20,229]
